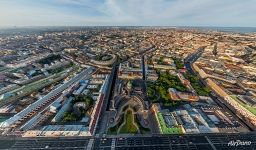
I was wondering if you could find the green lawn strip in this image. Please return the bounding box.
[230,95,256,115]
[11,68,69,94]
[183,73,211,96]
[156,112,183,134]
[2,67,75,103]
[108,109,150,134]
[118,109,139,134]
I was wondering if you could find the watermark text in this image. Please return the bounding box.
[228,140,251,147]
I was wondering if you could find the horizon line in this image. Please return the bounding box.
[0,25,256,28]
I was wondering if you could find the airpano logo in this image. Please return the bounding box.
[228,140,251,147]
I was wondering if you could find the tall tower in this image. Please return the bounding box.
[141,55,147,80]
[213,43,218,56]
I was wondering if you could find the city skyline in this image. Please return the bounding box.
[0,0,256,27]
[0,1,256,149]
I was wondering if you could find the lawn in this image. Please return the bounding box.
[157,113,183,134]
[7,69,69,100]
[119,109,139,134]
[230,95,256,115]
[108,107,151,134]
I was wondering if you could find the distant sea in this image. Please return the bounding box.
[178,26,256,34]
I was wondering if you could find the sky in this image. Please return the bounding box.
[0,0,256,27]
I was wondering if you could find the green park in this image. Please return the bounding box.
[147,72,187,106]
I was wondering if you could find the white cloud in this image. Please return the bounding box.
[0,0,255,26]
